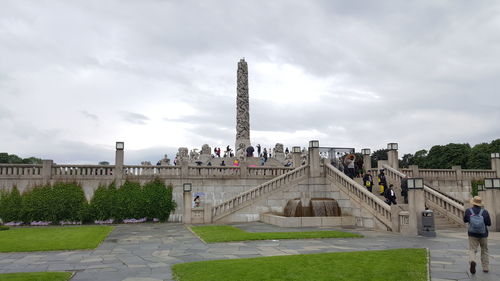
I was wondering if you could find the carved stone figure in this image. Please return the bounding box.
[273,143,286,163]
[189,149,200,160]
[177,147,189,163]
[236,143,246,159]
[201,144,211,155]
[141,161,152,166]
[235,58,251,150]
[160,154,170,166]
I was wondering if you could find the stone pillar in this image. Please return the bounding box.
[114,142,124,185]
[292,146,302,167]
[235,58,251,151]
[41,159,53,183]
[308,140,320,177]
[181,162,189,177]
[377,160,389,169]
[183,191,192,224]
[240,161,248,178]
[451,165,462,180]
[387,150,399,169]
[408,189,425,235]
[409,165,420,177]
[480,189,500,232]
[204,203,212,224]
[363,154,371,172]
[492,157,500,177]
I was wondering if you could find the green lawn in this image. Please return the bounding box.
[173,248,428,281]
[0,272,72,281]
[0,226,114,252]
[190,225,362,243]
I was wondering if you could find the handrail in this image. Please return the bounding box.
[0,164,42,176]
[325,163,392,230]
[382,164,464,227]
[212,165,309,221]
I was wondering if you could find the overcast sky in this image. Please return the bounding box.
[1,0,499,164]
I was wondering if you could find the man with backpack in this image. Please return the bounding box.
[463,196,491,274]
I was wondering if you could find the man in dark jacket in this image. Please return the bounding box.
[463,196,491,274]
[401,175,409,204]
[362,171,373,192]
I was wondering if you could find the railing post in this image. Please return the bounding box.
[114,142,124,186]
[451,165,462,180]
[240,161,248,178]
[41,159,53,183]
[409,165,419,177]
[308,140,320,177]
[480,189,500,231]
[292,146,302,167]
[408,188,425,235]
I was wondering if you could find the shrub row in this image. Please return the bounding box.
[0,179,176,224]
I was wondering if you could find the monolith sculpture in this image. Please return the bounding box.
[235,58,251,153]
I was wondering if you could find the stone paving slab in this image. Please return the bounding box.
[1,222,499,280]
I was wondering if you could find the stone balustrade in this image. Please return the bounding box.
[325,163,393,230]
[0,164,42,177]
[399,167,495,181]
[187,166,240,177]
[424,186,465,226]
[52,165,115,177]
[212,165,308,221]
[247,166,294,177]
[124,165,181,176]
[462,170,496,180]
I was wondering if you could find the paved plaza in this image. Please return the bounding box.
[0,223,499,281]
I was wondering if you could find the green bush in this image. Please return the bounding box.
[51,182,88,222]
[0,225,9,231]
[89,182,118,221]
[115,181,146,220]
[21,185,53,222]
[143,179,176,222]
[0,186,23,222]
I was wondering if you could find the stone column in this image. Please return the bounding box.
[492,157,500,177]
[408,189,426,235]
[292,146,302,167]
[240,161,248,178]
[363,154,371,172]
[409,165,420,177]
[480,189,500,232]
[451,165,462,180]
[235,58,251,151]
[183,191,192,224]
[308,141,320,178]
[114,142,124,185]
[387,150,399,169]
[41,159,53,183]
[204,203,212,224]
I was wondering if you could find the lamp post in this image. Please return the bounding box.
[492,153,500,177]
[292,146,302,167]
[407,177,425,235]
[362,148,371,172]
[183,183,192,224]
[387,143,399,169]
[114,141,125,185]
[308,140,320,177]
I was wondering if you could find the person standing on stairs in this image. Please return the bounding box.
[378,169,387,195]
[384,184,397,205]
[363,171,373,192]
[401,175,409,204]
[464,196,491,274]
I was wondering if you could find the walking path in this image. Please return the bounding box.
[0,223,499,281]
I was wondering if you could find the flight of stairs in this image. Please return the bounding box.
[432,210,463,230]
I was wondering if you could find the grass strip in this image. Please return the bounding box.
[173,248,427,281]
[0,272,72,281]
[190,225,362,243]
[0,226,114,252]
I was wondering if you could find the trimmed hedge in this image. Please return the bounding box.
[0,179,176,224]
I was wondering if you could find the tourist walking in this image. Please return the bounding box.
[263,148,268,162]
[363,171,373,192]
[384,184,397,205]
[464,196,491,274]
[256,144,261,156]
[344,154,355,179]
[378,169,387,195]
[401,175,409,204]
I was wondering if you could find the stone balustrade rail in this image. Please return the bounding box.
[383,165,465,227]
[400,168,495,181]
[53,165,115,177]
[325,163,393,231]
[212,165,308,221]
[0,164,42,177]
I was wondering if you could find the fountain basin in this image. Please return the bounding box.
[260,213,355,228]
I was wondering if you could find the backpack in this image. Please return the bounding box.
[468,208,486,234]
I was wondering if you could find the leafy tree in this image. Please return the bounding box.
[89,182,118,220]
[425,143,471,169]
[0,186,23,222]
[467,143,491,169]
[115,181,146,220]
[143,178,176,221]
[99,161,110,165]
[371,149,388,168]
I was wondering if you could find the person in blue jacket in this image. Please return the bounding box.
[463,196,491,274]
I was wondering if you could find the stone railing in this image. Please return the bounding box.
[383,165,465,226]
[248,166,294,177]
[400,167,495,181]
[462,170,496,180]
[424,186,465,226]
[325,163,393,231]
[0,164,42,177]
[187,166,240,177]
[124,165,181,176]
[212,165,309,221]
[52,165,115,177]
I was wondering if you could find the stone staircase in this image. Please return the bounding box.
[211,165,309,222]
[433,210,463,230]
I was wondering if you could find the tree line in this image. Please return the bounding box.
[0,153,42,164]
[370,139,500,169]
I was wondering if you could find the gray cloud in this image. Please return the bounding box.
[121,111,149,125]
[0,0,499,163]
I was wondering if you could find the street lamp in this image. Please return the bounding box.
[116,142,124,150]
[485,178,500,189]
[309,140,319,148]
[387,143,398,150]
[183,183,192,192]
[408,178,424,189]
[491,152,500,159]
[362,148,371,155]
[292,146,301,153]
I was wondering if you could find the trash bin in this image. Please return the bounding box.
[420,210,436,237]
